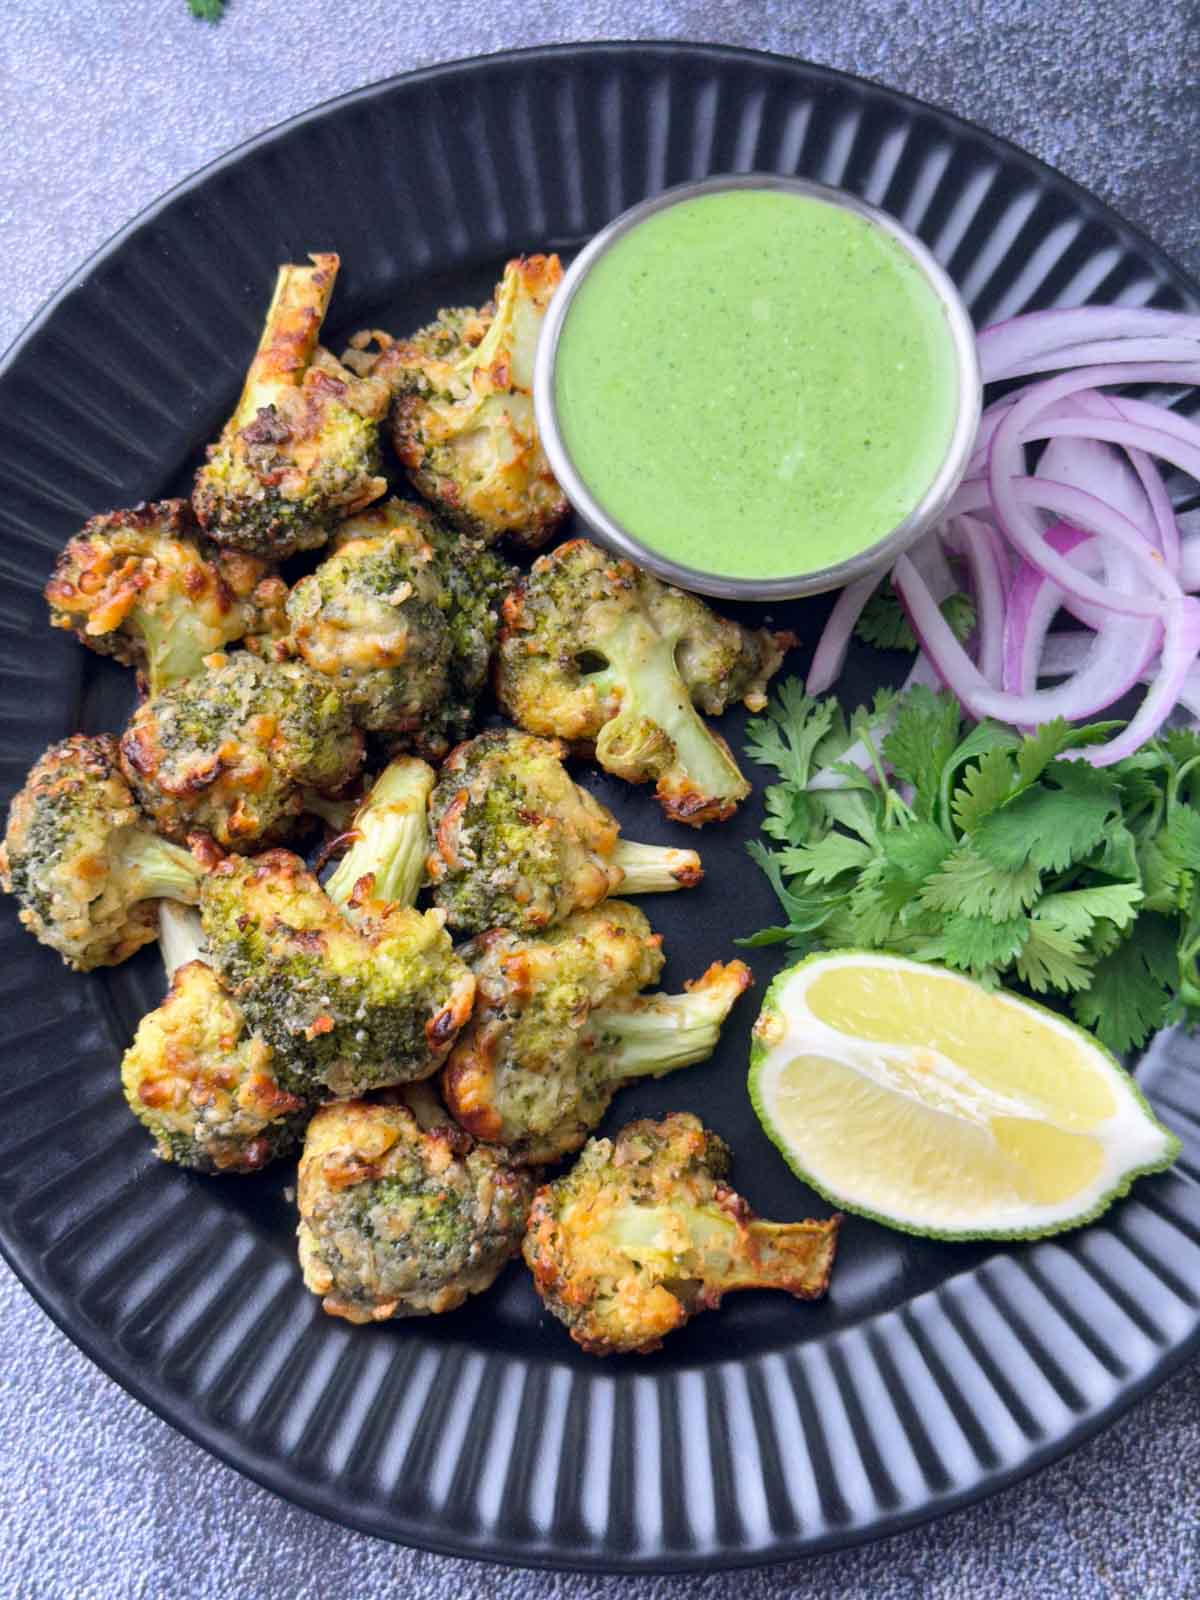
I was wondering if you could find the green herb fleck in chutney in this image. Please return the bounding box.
[554,190,961,580]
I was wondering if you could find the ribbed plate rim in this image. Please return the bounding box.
[0,40,1198,1574]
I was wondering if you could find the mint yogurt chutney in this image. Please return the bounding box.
[552,189,963,582]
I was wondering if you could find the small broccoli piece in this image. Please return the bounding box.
[200,849,474,1098]
[523,1114,840,1354]
[0,734,202,970]
[119,652,363,851]
[443,903,748,1164]
[297,1087,535,1322]
[44,500,282,694]
[290,497,515,755]
[427,729,701,934]
[287,510,452,741]
[423,516,516,749]
[121,904,308,1173]
[348,255,567,549]
[193,253,389,558]
[496,541,791,825]
[323,755,435,910]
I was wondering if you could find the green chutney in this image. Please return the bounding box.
[553,190,961,580]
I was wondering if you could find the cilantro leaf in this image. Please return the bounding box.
[881,686,963,820]
[188,0,226,17]
[1035,882,1144,941]
[746,841,839,931]
[971,766,1119,873]
[745,684,840,789]
[777,834,875,884]
[1016,921,1094,994]
[940,913,1030,974]
[917,845,1042,920]
[952,745,1016,833]
[1164,805,1200,870]
[1072,914,1180,1054]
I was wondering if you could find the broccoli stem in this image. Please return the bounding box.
[323,757,435,911]
[597,617,750,810]
[138,614,216,697]
[158,902,206,982]
[456,260,517,380]
[609,1205,836,1297]
[590,960,749,1081]
[233,255,337,429]
[709,1218,839,1296]
[610,838,703,895]
[119,828,203,905]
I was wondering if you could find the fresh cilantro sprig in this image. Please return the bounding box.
[742,682,1200,1056]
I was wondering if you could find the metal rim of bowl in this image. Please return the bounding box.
[533,172,983,601]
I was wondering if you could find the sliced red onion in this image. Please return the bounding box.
[894,554,1159,727]
[953,517,1008,687]
[1169,664,1200,720]
[806,570,884,695]
[1070,391,1180,572]
[1037,631,1094,678]
[1007,416,1200,488]
[990,338,1200,382]
[977,308,1200,384]
[813,309,1200,761]
[985,472,1179,615]
[1066,598,1200,766]
[1002,524,1092,695]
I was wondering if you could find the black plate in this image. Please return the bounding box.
[0,42,1198,1574]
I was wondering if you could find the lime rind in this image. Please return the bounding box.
[748,949,1181,1244]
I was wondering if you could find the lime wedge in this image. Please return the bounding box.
[748,951,1179,1240]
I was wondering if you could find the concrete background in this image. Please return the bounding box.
[1,2,1198,1596]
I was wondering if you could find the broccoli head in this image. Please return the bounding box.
[297,1086,535,1322]
[0,734,202,971]
[44,500,283,694]
[495,541,790,825]
[118,651,363,851]
[427,729,702,935]
[443,902,748,1163]
[523,1114,840,1354]
[286,511,452,741]
[193,253,389,558]
[322,755,434,911]
[290,497,515,755]
[121,904,308,1173]
[200,849,474,1098]
[347,255,567,549]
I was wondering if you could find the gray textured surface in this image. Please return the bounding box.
[1,2,1198,1596]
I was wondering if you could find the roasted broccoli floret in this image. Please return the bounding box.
[119,651,363,851]
[200,849,474,1098]
[44,500,282,694]
[322,755,434,910]
[287,513,450,740]
[523,1114,840,1354]
[121,903,308,1173]
[443,902,748,1163]
[297,1085,535,1323]
[289,498,515,755]
[0,734,202,970]
[427,729,702,934]
[193,253,389,557]
[347,255,567,548]
[496,541,790,825]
